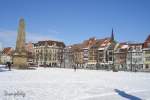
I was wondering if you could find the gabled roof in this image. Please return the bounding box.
[127,43,143,50]
[143,34,150,48]
[145,35,150,42]
[95,38,112,48]
[118,42,129,49]
[89,37,115,50]
[114,42,129,52]
[71,44,83,52]
[128,43,143,46]
[82,37,96,48]
[2,47,14,55]
[34,40,65,47]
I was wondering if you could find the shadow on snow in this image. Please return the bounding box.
[0,65,10,72]
[114,89,142,100]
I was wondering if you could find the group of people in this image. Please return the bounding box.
[4,62,77,71]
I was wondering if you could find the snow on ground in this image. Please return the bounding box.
[0,66,150,100]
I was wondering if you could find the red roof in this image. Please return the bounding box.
[95,38,111,48]
[82,37,96,48]
[117,42,129,50]
[145,35,150,42]
[2,47,13,55]
[143,34,150,48]
[71,44,83,52]
[35,40,65,47]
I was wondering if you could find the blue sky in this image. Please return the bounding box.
[0,0,150,47]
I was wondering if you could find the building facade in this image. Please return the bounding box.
[87,29,116,70]
[71,44,84,68]
[88,43,98,69]
[82,37,96,68]
[25,42,34,65]
[126,43,143,71]
[63,46,74,68]
[143,35,150,69]
[1,47,14,64]
[87,37,116,69]
[0,42,2,64]
[114,43,129,70]
[34,40,65,67]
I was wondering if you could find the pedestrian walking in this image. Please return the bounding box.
[74,65,76,72]
[7,62,11,71]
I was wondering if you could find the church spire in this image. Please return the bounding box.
[111,28,114,41]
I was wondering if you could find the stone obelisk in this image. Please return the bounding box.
[13,18,27,69]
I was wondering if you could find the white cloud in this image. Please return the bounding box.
[0,29,17,48]
[0,29,62,48]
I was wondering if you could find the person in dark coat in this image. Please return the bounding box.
[7,62,11,71]
[73,65,77,72]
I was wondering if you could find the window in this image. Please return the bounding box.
[146,57,150,61]
[127,57,131,61]
[136,46,141,51]
[145,50,150,54]
[146,64,149,69]
[109,52,113,55]
[135,52,142,56]
[109,57,112,61]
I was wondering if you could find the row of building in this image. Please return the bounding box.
[64,32,150,71]
[0,31,150,71]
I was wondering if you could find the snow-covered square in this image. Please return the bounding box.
[0,66,150,100]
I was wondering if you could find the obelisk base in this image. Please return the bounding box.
[13,55,27,69]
